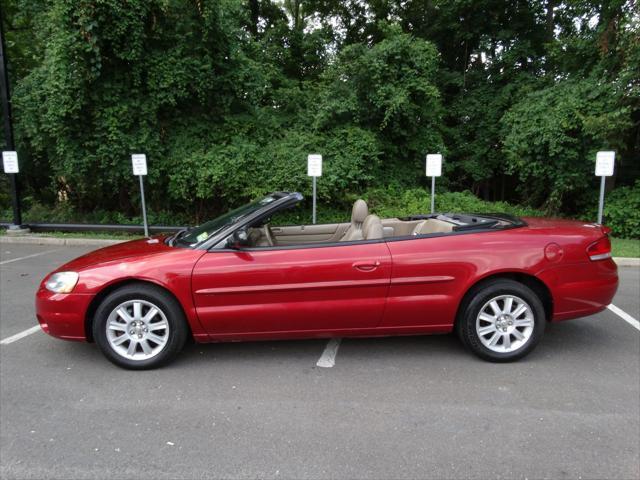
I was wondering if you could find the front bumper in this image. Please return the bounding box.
[35,287,94,341]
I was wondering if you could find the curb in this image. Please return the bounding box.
[614,257,640,267]
[0,235,125,247]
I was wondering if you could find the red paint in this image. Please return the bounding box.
[35,218,618,344]
[191,243,392,335]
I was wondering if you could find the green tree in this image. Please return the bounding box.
[0,0,637,226]
[502,77,632,212]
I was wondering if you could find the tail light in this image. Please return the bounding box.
[587,236,612,261]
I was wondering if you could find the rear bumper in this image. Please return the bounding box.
[35,288,94,341]
[538,259,618,322]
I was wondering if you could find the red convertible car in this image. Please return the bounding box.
[36,192,618,369]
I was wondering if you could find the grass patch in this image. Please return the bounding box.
[611,237,640,258]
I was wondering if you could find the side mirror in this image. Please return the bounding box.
[226,229,249,249]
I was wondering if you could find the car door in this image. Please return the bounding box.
[381,234,479,330]
[191,242,392,337]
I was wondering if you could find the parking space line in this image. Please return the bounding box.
[608,304,640,331]
[0,249,60,266]
[0,325,42,345]
[316,338,341,368]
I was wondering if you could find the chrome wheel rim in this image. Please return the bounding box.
[476,295,534,353]
[106,300,170,361]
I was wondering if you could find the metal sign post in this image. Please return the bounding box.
[595,151,615,224]
[131,154,149,237]
[426,154,443,214]
[307,154,322,224]
[2,151,23,229]
[1,16,24,231]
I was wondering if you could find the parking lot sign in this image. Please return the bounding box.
[595,151,615,177]
[307,154,322,177]
[426,154,443,213]
[308,154,322,224]
[131,154,148,176]
[426,154,442,177]
[595,151,615,224]
[2,150,18,173]
[131,154,149,236]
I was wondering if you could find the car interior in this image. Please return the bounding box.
[244,199,464,248]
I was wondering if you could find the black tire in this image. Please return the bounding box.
[456,279,545,362]
[92,284,188,369]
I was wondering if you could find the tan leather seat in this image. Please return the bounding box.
[412,218,454,235]
[362,214,384,240]
[341,199,368,241]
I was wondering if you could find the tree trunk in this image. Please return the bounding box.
[248,0,259,36]
[546,0,556,42]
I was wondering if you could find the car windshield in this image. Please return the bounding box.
[173,195,280,247]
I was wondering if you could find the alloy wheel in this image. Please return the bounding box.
[105,299,170,360]
[475,294,535,353]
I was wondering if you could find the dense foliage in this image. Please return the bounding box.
[1,0,638,236]
[596,180,640,239]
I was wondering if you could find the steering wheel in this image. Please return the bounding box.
[263,224,275,247]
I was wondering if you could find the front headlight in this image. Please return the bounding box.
[45,272,79,293]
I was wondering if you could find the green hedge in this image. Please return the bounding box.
[275,188,543,225]
[6,187,639,240]
[362,188,543,219]
[603,181,640,239]
[2,189,542,227]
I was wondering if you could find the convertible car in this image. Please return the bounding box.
[36,192,618,369]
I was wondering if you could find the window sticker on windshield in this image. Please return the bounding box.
[196,232,208,242]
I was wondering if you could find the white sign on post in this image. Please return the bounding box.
[426,154,442,177]
[307,154,323,177]
[131,154,148,176]
[426,154,443,214]
[307,154,322,224]
[595,151,615,225]
[2,151,19,174]
[595,151,615,177]
[131,154,149,237]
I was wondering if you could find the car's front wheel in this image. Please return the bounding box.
[93,284,188,369]
[457,279,545,362]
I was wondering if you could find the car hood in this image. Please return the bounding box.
[57,236,175,272]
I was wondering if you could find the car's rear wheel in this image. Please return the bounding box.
[457,279,545,362]
[93,284,188,369]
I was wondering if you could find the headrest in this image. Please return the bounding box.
[351,199,368,224]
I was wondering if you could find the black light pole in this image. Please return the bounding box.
[0,5,23,229]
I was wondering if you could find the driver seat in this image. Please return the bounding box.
[341,199,368,241]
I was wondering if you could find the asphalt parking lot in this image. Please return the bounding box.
[1,244,638,480]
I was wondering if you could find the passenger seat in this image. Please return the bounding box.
[341,199,368,241]
[362,214,384,240]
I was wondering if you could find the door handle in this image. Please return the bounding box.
[271,227,282,233]
[352,260,380,272]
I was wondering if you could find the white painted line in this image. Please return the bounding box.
[607,304,640,331]
[316,338,341,368]
[0,325,42,345]
[0,249,59,266]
